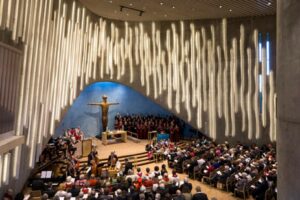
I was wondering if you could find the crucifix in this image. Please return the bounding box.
[88,95,119,133]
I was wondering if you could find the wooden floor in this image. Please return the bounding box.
[76,138,251,200]
[75,137,149,159]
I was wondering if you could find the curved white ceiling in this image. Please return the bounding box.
[79,0,276,21]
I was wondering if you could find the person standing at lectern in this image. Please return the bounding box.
[88,95,119,133]
[87,149,98,166]
[107,151,118,167]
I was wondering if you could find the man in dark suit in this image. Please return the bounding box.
[107,151,118,167]
[31,178,45,191]
[123,158,133,175]
[44,182,55,198]
[87,150,98,166]
[192,186,208,200]
[180,178,192,193]
[68,185,80,197]
[168,179,179,195]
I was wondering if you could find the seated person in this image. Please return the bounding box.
[152,166,161,178]
[31,179,45,191]
[192,186,208,200]
[235,172,249,191]
[75,174,87,188]
[126,169,137,182]
[161,164,168,175]
[250,176,268,200]
[173,190,185,200]
[168,179,179,195]
[180,177,192,193]
[64,176,74,190]
[136,167,143,177]
[44,182,55,198]
[88,174,98,187]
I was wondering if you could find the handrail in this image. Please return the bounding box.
[127,131,139,139]
[0,41,22,54]
[0,131,24,154]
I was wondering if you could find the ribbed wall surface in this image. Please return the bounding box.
[0,0,276,193]
[0,42,22,134]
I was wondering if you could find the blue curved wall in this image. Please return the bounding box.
[55,82,195,138]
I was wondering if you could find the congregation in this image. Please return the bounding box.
[150,137,277,200]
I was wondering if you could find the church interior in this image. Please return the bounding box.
[0,0,299,199]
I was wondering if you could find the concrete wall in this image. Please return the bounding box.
[277,0,300,199]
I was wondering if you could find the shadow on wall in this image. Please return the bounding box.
[55,82,196,138]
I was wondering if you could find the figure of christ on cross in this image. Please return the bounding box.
[88,95,119,134]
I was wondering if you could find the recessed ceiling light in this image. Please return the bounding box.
[160,2,164,6]
[219,5,223,8]
[229,9,232,12]
[267,2,272,6]
[164,14,167,17]
[129,3,133,6]
[172,5,175,9]
[126,13,129,16]
[108,0,112,3]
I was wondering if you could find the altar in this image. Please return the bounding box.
[102,130,127,145]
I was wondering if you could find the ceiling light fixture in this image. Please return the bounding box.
[160,2,164,6]
[229,9,232,12]
[219,5,222,8]
[108,0,112,3]
[172,5,175,9]
[129,3,133,6]
[120,5,145,17]
[267,2,271,6]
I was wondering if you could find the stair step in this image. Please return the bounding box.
[78,140,190,169]
[78,160,157,175]
[79,157,151,167]
[136,160,156,166]
[127,136,141,143]
[79,152,148,163]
